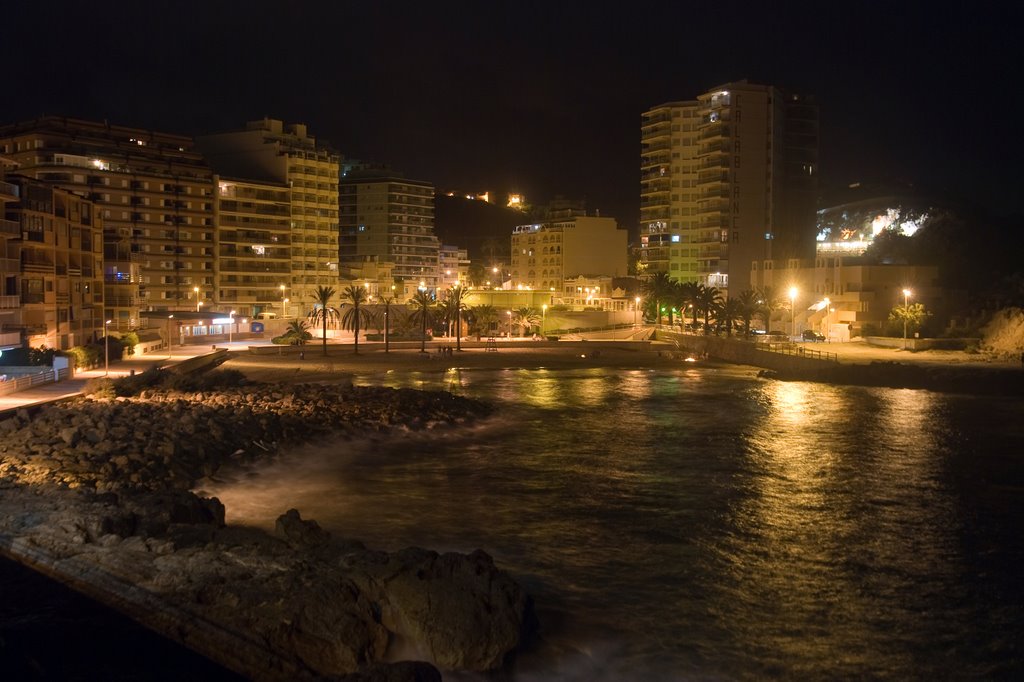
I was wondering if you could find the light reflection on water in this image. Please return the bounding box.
[204,368,1024,680]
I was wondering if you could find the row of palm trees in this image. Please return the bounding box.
[280,285,548,355]
[641,273,788,336]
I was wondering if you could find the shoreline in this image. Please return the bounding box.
[0,378,534,680]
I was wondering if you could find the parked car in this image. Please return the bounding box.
[802,329,825,342]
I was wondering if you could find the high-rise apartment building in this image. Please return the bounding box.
[339,172,439,288]
[4,176,104,349]
[639,80,818,293]
[1,158,22,352]
[214,178,291,317]
[510,215,628,292]
[197,119,340,315]
[0,117,216,329]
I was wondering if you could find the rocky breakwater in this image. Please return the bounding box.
[0,376,535,680]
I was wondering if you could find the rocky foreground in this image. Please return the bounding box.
[0,378,535,680]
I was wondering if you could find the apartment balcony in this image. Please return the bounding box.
[699,122,730,140]
[641,127,671,141]
[22,260,55,273]
[0,257,19,273]
[0,180,18,202]
[0,295,19,309]
[642,140,671,153]
[697,171,730,186]
[105,295,140,307]
[0,218,19,236]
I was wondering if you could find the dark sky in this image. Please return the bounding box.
[4,1,1021,226]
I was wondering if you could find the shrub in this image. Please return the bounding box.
[121,331,140,356]
[83,377,117,398]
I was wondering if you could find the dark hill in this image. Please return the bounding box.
[434,195,526,261]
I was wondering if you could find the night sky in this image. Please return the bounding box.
[4,1,1021,227]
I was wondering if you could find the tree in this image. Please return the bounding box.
[514,306,541,336]
[307,286,340,356]
[339,285,375,354]
[642,272,674,325]
[680,281,700,328]
[378,295,398,353]
[756,286,784,333]
[470,304,498,340]
[888,302,931,338]
[283,319,313,346]
[444,285,470,351]
[720,297,743,336]
[695,284,724,334]
[408,289,436,353]
[734,289,760,337]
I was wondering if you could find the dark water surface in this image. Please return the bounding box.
[207,366,1024,680]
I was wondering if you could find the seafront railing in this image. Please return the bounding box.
[0,368,63,397]
[753,341,838,364]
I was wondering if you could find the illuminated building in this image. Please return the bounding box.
[640,81,818,293]
[3,176,103,349]
[507,193,527,211]
[339,171,440,289]
[1,157,23,352]
[197,119,340,316]
[0,117,215,329]
[438,244,470,289]
[510,214,627,292]
[215,178,292,318]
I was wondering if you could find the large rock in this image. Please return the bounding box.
[349,546,536,671]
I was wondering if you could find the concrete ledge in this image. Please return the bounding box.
[864,336,980,351]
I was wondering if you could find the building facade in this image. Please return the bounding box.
[339,172,439,288]
[0,117,216,330]
[510,215,628,292]
[197,119,340,315]
[4,177,104,350]
[1,158,22,351]
[438,244,470,290]
[215,177,292,318]
[639,81,818,294]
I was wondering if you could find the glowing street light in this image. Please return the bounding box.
[167,314,174,360]
[103,319,111,376]
[229,310,236,344]
[283,298,290,318]
[634,296,641,328]
[279,284,287,317]
[823,297,830,341]
[193,286,202,312]
[902,288,913,350]
[507,310,513,340]
[789,287,798,340]
[542,303,548,337]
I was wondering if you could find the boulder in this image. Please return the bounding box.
[275,508,331,548]
[350,547,536,671]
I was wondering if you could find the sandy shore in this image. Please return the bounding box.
[221,338,1021,385]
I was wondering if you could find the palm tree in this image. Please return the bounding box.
[444,285,470,351]
[307,285,339,356]
[514,306,541,336]
[408,289,436,353]
[679,281,700,328]
[735,289,760,337]
[378,294,397,353]
[339,285,375,354]
[695,284,724,334]
[756,286,784,333]
[642,272,674,325]
[284,319,312,346]
[721,297,744,336]
[470,304,498,340]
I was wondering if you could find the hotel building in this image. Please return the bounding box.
[197,119,340,315]
[510,214,628,293]
[639,80,818,294]
[339,172,439,289]
[0,117,216,329]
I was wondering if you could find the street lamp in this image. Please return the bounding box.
[167,314,174,360]
[542,303,548,337]
[104,319,111,376]
[193,286,201,313]
[789,286,798,340]
[507,310,513,340]
[823,297,830,341]
[229,310,236,344]
[279,284,286,317]
[283,298,290,318]
[634,296,641,328]
[902,288,912,350]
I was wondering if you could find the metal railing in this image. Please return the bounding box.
[0,368,60,397]
[753,341,838,363]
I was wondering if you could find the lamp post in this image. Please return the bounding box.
[789,287,798,340]
[167,314,174,360]
[823,297,830,341]
[193,286,201,313]
[507,310,512,340]
[279,284,286,317]
[542,303,548,337]
[902,288,912,350]
[634,296,641,328]
[104,319,111,376]
[283,298,290,319]
[229,310,236,345]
